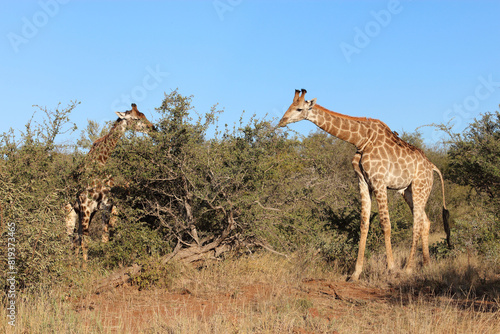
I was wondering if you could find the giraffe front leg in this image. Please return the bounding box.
[74,233,82,255]
[350,179,372,282]
[77,202,92,262]
[80,213,91,262]
[350,153,372,281]
[74,210,84,258]
[102,205,118,243]
[373,185,395,272]
[65,203,78,240]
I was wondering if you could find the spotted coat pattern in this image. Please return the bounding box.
[66,104,154,261]
[279,90,450,280]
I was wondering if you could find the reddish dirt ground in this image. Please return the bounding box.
[72,278,393,333]
[72,276,499,333]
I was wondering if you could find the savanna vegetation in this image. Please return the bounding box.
[1,91,499,333]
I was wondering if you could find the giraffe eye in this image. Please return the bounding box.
[297,108,303,112]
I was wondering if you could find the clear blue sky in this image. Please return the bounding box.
[2,0,499,145]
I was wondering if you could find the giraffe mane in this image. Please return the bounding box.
[90,118,124,147]
[388,128,427,155]
[314,104,391,129]
[314,104,425,155]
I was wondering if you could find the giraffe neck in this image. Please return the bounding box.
[306,105,378,150]
[87,118,127,167]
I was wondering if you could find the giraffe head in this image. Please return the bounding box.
[278,89,317,127]
[115,103,155,132]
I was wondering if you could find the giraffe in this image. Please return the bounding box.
[278,89,450,281]
[66,103,154,261]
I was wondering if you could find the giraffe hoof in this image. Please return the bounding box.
[404,266,413,275]
[347,273,360,282]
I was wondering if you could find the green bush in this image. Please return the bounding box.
[430,109,500,263]
[0,102,79,290]
[450,212,500,261]
[448,111,500,205]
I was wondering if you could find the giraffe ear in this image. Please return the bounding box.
[308,98,317,108]
[115,111,127,119]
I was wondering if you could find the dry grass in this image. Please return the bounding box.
[2,246,499,334]
[362,242,500,300]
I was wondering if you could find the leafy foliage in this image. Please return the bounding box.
[101,91,363,267]
[0,102,79,290]
[447,111,500,205]
[430,109,500,261]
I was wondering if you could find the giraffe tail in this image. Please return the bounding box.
[433,165,451,248]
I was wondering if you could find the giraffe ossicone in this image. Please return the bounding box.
[279,89,451,281]
[66,103,154,262]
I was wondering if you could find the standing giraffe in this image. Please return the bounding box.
[66,103,154,261]
[278,90,450,280]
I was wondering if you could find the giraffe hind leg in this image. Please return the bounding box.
[77,197,96,262]
[405,208,423,273]
[404,181,432,273]
[421,214,431,265]
[400,185,414,214]
[373,184,395,272]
